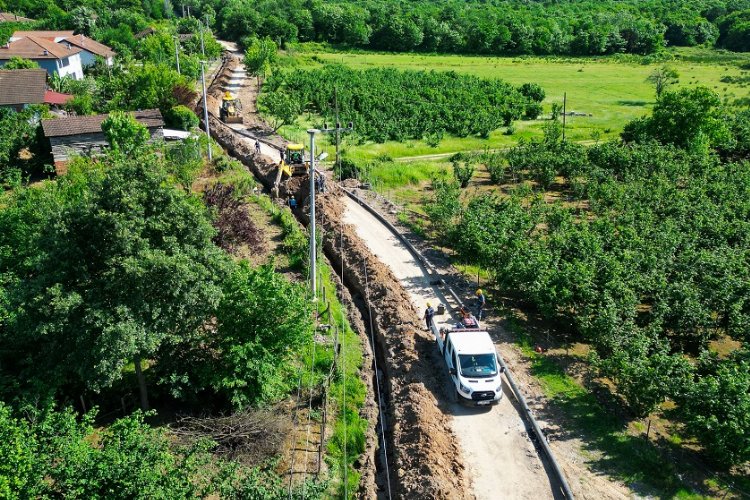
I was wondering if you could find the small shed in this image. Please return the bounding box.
[42,109,165,175]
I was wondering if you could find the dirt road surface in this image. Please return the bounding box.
[343,196,558,500]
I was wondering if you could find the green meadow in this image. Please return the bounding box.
[282,47,750,161]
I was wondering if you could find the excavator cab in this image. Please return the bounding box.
[219,92,243,123]
[284,144,307,175]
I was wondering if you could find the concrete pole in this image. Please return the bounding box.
[199,24,205,58]
[174,36,181,74]
[308,128,319,300]
[201,62,212,160]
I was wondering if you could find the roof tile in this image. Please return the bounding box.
[42,109,165,138]
[0,68,46,105]
[0,36,81,60]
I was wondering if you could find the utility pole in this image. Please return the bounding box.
[201,61,212,160]
[174,36,181,74]
[199,21,205,58]
[308,121,353,300]
[308,128,319,300]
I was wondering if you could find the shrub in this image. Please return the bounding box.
[424,128,444,148]
[451,153,476,188]
[165,105,199,131]
[678,351,750,468]
[519,82,546,102]
[524,102,543,120]
[482,151,506,184]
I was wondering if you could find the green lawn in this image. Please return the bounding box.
[282,47,750,160]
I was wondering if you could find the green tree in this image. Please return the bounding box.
[678,351,750,467]
[70,6,96,36]
[646,66,679,98]
[0,153,228,408]
[425,175,461,240]
[0,105,47,183]
[451,153,476,188]
[160,263,314,409]
[258,90,302,132]
[101,111,150,156]
[642,86,730,151]
[593,330,693,417]
[243,36,278,86]
[1,57,38,70]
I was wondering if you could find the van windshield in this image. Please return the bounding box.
[458,353,497,378]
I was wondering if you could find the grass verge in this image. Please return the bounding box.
[250,192,368,498]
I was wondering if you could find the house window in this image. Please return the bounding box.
[59,57,69,67]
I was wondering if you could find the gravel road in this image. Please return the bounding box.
[343,196,557,500]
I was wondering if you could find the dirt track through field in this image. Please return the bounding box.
[342,196,558,499]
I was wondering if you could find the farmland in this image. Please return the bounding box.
[282,47,750,160]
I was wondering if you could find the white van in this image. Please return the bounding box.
[436,328,504,406]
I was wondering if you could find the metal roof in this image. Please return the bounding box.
[448,330,496,354]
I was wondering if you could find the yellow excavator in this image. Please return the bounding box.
[284,144,307,175]
[272,143,309,198]
[219,92,242,123]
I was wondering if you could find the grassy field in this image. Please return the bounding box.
[281,47,750,161]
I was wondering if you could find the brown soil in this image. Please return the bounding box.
[316,191,472,499]
[204,55,471,498]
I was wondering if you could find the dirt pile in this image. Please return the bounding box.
[314,189,473,499]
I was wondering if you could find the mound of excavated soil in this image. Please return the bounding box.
[316,191,472,499]
[204,55,471,499]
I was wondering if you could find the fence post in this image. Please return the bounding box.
[318,383,327,475]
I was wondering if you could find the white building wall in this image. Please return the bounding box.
[55,53,83,80]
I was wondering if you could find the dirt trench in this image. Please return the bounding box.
[207,116,471,497]
[315,191,473,498]
[203,56,472,498]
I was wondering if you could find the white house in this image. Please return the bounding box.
[12,31,116,67]
[0,35,83,79]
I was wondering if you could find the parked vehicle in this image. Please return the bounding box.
[433,324,505,406]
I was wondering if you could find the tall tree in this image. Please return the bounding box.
[646,66,679,98]
[243,36,277,86]
[0,152,228,408]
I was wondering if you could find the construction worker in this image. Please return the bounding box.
[255,139,261,155]
[423,302,435,332]
[289,195,297,211]
[476,289,486,320]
